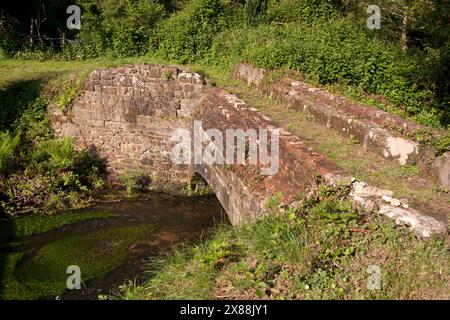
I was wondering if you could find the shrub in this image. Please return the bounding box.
[35,138,76,170]
[205,18,443,126]
[265,0,337,23]
[55,74,89,111]
[75,0,166,58]
[157,0,243,63]
[72,148,107,187]
[2,144,107,216]
[431,134,450,155]
[0,11,21,58]
[108,0,166,57]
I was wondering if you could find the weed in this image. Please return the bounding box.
[55,74,88,111]
[265,191,283,209]
[118,171,151,195]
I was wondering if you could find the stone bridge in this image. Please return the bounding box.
[51,64,447,237]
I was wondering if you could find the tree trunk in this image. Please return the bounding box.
[30,18,34,47]
[401,12,408,52]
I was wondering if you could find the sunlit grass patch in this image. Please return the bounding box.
[116,184,449,300]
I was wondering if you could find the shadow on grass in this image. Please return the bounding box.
[0,79,43,131]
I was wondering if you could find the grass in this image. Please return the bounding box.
[0,211,118,243]
[0,58,152,87]
[116,184,449,300]
[0,223,155,300]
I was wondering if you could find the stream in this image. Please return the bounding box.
[0,193,226,300]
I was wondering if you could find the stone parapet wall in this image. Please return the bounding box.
[195,88,447,236]
[236,63,450,188]
[51,64,207,193]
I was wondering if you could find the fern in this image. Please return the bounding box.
[45,138,76,169]
[0,131,20,174]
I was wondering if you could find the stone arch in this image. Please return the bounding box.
[50,64,446,237]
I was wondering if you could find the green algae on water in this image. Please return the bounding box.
[0,211,118,243]
[1,224,155,299]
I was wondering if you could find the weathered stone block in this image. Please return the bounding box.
[177,72,193,83]
[177,99,198,117]
[432,152,450,188]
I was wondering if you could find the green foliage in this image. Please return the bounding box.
[430,134,450,154]
[265,191,283,209]
[76,0,167,58]
[12,98,53,146]
[310,200,358,224]
[0,93,106,216]
[206,18,445,126]
[394,164,421,178]
[0,78,43,131]
[265,0,336,23]
[157,0,243,63]
[57,86,78,110]
[118,171,151,195]
[13,46,61,62]
[0,11,21,58]
[0,131,20,174]
[34,138,76,170]
[55,74,89,110]
[107,0,166,57]
[185,173,213,196]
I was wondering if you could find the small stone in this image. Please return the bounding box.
[381,195,401,207]
[290,200,301,208]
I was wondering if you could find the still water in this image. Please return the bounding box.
[0,193,226,300]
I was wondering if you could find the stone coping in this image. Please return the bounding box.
[236,63,450,188]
